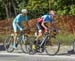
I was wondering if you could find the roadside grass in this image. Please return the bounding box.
[0,33,75,45]
[56,33,75,45]
[0,34,9,43]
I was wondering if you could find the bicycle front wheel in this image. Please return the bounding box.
[4,36,14,52]
[45,37,60,55]
[21,35,30,53]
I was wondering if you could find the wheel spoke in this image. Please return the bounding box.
[4,36,14,52]
[45,37,60,55]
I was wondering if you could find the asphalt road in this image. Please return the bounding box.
[0,44,75,61]
[0,52,75,61]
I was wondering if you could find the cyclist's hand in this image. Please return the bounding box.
[20,28,23,31]
[44,27,48,32]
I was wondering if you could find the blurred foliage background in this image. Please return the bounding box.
[0,0,75,19]
[0,0,75,44]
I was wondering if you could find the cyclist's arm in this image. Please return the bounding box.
[16,22,23,31]
[41,21,47,30]
[16,14,23,31]
[50,19,59,33]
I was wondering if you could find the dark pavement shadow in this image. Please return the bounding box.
[0,44,5,51]
[33,49,75,56]
[57,49,75,56]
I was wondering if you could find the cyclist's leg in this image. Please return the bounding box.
[31,23,42,50]
[12,23,18,48]
[35,23,43,43]
[35,24,38,37]
[36,30,42,41]
[13,32,18,48]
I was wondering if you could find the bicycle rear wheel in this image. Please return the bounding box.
[4,36,14,52]
[45,37,60,55]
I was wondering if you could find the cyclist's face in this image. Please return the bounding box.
[22,13,27,16]
[49,10,55,18]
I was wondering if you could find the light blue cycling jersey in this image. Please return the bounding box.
[13,14,28,24]
[42,15,53,23]
[12,14,28,32]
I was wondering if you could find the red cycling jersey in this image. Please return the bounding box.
[37,17,43,23]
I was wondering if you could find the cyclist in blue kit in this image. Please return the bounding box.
[34,10,55,45]
[12,9,30,48]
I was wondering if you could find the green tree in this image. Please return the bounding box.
[0,0,75,19]
[25,0,49,19]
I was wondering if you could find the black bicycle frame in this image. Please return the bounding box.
[39,34,49,48]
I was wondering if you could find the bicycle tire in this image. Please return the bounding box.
[20,35,30,53]
[4,36,14,52]
[27,37,36,55]
[45,37,60,55]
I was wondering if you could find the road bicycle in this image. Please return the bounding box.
[4,30,29,53]
[26,28,60,55]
